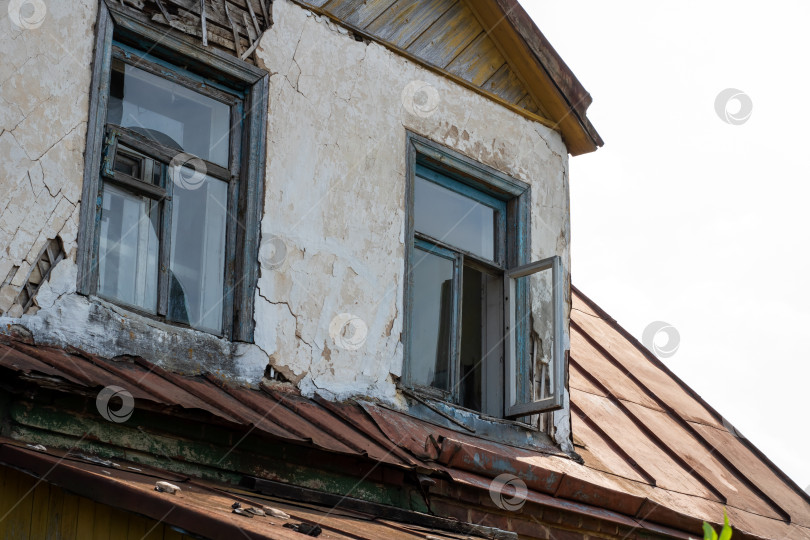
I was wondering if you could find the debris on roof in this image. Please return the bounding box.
[0,286,808,539]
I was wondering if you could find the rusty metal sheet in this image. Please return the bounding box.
[0,440,464,540]
[314,396,423,468]
[213,381,359,455]
[440,466,644,531]
[0,339,167,404]
[262,386,410,466]
[570,406,653,484]
[571,388,717,500]
[570,326,663,411]
[0,342,89,386]
[571,292,722,427]
[626,401,784,521]
[691,421,810,528]
[92,355,239,420]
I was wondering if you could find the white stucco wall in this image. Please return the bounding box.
[0,0,95,314]
[252,0,570,400]
[0,0,572,447]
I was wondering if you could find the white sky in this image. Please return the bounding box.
[523,1,810,490]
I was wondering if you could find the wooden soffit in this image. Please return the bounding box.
[295,0,603,155]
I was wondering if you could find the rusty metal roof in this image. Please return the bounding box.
[569,286,810,539]
[1,286,808,539]
[0,440,490,540]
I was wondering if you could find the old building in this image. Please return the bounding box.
[0,0,808,538]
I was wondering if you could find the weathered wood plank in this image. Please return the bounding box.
[323,0,397,29]
[93,501,113,539]
[59,491,81,539]
[28,481,50,539]
[125,510,149,540]
[0,467,33,539]
[445,32,504,86]
[74,495,96,539]
[47,482,66,538]
[481,63,526,104]
[406,1,482,69]
[366,0,455,50]
[517,92,550,118]
[163,0,269,29]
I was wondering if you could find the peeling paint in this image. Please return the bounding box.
[0,0,572,446]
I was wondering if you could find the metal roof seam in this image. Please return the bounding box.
[569,356,729,505]
[313,396,424,468]
[129,357,246,424]
[205,373,318,444]
[569,400,658,486]
[571,319,795,523]
[258,383,374,457]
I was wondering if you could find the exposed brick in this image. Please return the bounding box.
[556,510,583,530]
[547,527,588,540]
[509,515,550,539]
[429,498,470,524]
[599,521,620,536]
[579,516,602,534]
[468,507,510,531]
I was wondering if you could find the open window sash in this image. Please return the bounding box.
[504,255,565,418]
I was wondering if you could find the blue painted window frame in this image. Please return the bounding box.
[403,132,565,420]
[76,2,268,342]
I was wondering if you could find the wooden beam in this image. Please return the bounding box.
[461,0,600,155]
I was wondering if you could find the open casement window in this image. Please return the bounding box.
[504,255,565,417]
[77,3,268,341]
[404,133,566,421]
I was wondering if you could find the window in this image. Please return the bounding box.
[403,134,565,419]
[77,3,268,341]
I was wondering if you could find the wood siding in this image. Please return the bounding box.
[107,0,273,63]
[0,466,194,540]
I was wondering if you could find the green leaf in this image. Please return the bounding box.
[703,522,719,540]
[719,510,733,540]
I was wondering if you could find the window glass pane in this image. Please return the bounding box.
[459,265,483,411]
[169,173,228,333]
[108,60,230,167]
[414,176,495,260]
[98,184,160,312]
[410,247,454,391]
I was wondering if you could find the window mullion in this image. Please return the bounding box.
[450,252,464,404]
[157,164,173,317]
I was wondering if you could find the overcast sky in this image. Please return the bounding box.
[523,1,810,490]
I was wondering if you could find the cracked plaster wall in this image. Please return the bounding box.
[0,0,573,446]
[0,0,93,316]
[253,0,572,446]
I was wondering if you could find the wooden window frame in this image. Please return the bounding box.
[77,2,268,342]
[403,132,565,420]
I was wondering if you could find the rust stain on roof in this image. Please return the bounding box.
[1,285,809,539]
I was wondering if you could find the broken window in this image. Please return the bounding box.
[404,134,565,420]
[78,4,268,341]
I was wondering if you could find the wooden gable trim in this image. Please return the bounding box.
[464,0,603,155]
[287,0,560,132]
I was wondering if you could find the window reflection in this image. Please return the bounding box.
[411,248,454,391]
[414,176,495,260]
[108,60,230,167]
[98,184,160,312]
[168,173,228,333]
[459,265,483,411]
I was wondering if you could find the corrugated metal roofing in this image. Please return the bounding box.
[1,285,808,539]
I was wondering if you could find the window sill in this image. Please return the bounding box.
[396,386,562,455]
